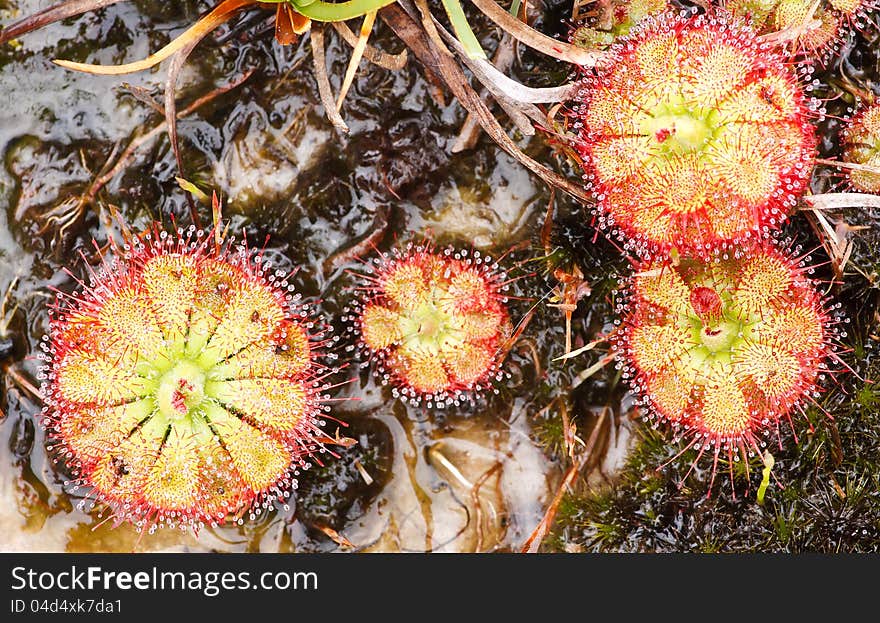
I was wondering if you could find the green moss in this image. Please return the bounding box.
[547,357,880,552]
[533,414,568,461]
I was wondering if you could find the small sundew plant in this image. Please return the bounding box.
[39,225,338,533]
[348,243,513,408]
[571,0,670,50]
[573,10,818,258]
[842,102,880,193]
[727,0,837,57]
[612,243,844,491]
[726,0,876,60]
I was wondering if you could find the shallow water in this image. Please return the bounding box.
[0,0,620,552]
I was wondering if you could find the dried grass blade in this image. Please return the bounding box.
[470,56,575,103]
[552,337,605,362]
[53,0,256,75]
[469,0,602,66]
[381,3,594,204]
[453,32,516,152]
[414,0,453,57]
[336,10,377,112]
[571,352,615,388]
[804,193,880,211]
[431,17,538,131]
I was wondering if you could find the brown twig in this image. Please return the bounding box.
[471,461,503,552]
[816,157,880,176]
[800,204,865,280]
[165,38,203,226]
[520,406,608,553]
[0,276,20,338]
[323,203,390,276]
[332,21,408,70]
[0,0,126,44]
[313,524,355,548]
[98,70,255,194]
[310,26,351,134]
[3,364,43,401]
[120,84,166,115]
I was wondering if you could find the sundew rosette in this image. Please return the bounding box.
[612,243,840,485]
[39,226,334,532]
[571,0,669,50]
[727,0,839,57]
[727,0,875,59]
[573,11,817,257]
[351,243,513,407]
[842,102,880,193]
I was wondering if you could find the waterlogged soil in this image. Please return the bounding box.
[1,0,879,554]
